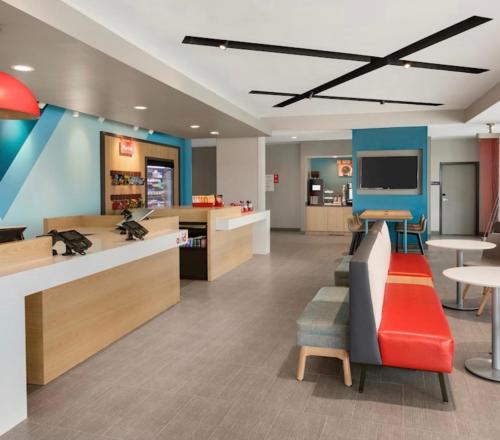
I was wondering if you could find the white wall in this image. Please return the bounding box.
[266,143,300,229]
[216,137,266,210]
[429,137,479,232]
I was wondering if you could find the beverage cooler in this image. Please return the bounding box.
[146,158,174,208]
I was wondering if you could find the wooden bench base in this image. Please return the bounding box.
[297,346,352,387]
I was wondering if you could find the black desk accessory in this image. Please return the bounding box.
[121,220,148,241]
[40,229,93,256]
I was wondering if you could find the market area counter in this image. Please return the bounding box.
[0,216,185,435]
[151,206,270,281]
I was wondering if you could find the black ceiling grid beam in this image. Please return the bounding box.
[182,35,488,74]
[249,90,443,106]
[273,15,492,108]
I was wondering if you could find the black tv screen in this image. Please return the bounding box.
[360,156,418,189]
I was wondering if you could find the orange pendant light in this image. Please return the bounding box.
[0,72,40,119]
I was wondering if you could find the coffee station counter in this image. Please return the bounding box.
[305,205,352,233]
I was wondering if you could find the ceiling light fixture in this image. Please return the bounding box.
[148,129,154,135]
[190,124,200,129]
[210,131,219,135]
[38,102,46,110]
[133,125,139,131]
[219,41,228,50]
[98,116,105,123]
[72,111,79,117]
[0,72,40,119]
[11,64,35,72]
[291,136,298,139]
[133,105,147,110]
[403,62,411,69]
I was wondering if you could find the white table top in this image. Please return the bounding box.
[426,239,496,251]
[444,266,500,288]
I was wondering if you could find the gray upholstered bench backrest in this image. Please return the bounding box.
[349,221,391,365]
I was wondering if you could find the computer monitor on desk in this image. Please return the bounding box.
[0,226,27,243]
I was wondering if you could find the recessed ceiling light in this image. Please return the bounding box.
[11,64,34,72]
[133,105,147,110]
[72,111,79,118]
[219,41,228,50]
[291,136,297,139]
[190,124,200,129]
[148,129,154,135]
[210,131,219,135]
[133,125,139,131]
[403,62,411,69]
[98,116,105,123]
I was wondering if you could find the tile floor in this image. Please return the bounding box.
[2,232,500,440]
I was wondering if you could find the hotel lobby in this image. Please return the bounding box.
[1,1,500,439]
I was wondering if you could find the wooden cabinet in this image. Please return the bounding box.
[306,206,352,233]
[305,206,328,231]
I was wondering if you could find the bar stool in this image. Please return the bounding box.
[395,214,427,255]
[462,233,500,316]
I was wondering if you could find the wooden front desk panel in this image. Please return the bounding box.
[25,247,179,385]
[25,215,182,385]
[305,206,352,233]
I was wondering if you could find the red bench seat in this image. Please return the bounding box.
[378,283,454,373]
[388,253,432,278]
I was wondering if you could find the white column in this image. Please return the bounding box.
[216,137,266,211]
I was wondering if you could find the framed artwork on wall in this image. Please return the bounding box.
[337,159,353,177]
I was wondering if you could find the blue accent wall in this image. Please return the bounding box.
[0,105,192,237]
[352,126,429,242]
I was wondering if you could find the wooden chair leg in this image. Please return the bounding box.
[462,283,471,300]
[297,346,307,381]
[342,353,352,387]
[477,287,492,316]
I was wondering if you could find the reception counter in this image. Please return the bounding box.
[151,207,270,281]
[0,216,186,435]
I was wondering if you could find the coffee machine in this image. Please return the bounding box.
[346,183,353,205]
[308,178,324,205]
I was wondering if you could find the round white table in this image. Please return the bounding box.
[444,266,500,382]
[426,239,496,311]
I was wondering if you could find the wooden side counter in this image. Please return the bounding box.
[152,207,267,281]
[24,215,182,385]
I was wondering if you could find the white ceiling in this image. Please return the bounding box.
[62,0,500,118]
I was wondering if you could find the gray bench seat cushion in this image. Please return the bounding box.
[297,287,349,349]
[334,255,352,287]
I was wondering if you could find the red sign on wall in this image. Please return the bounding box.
[119,140,134,157]
[274,174,279,183]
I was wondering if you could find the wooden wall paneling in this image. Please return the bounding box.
[25,248,180,384]
[102,133,180,214]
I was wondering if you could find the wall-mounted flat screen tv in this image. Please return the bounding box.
[359,156,419,189]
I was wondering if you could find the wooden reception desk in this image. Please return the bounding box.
[0,216,186,434]
[151,206,270,281]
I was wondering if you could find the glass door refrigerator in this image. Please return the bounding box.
[146,158,174,208]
